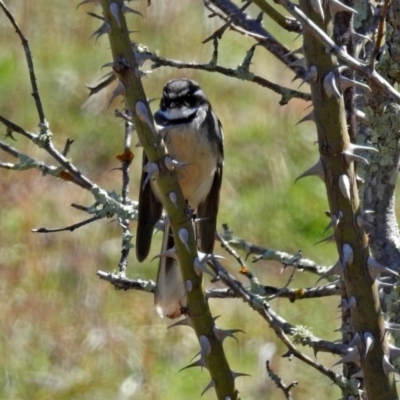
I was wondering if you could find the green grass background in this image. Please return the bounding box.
[0,1,350,399]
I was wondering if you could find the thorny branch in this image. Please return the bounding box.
[266,360,297,400]
[151,55,311,105]
[220,224,329,276]
[209,257,353,384]
[1,0,380,397]
[274,0,400,102]
[97,265,344,358]
[0,114,95,190]
[0,2,144,230]
[116,114,134,275]
[203,0,252,43]
[205,0,306,81]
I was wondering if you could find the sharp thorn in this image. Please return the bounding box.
[329,0,357,18]
[168,316,193,329]
[311,0,324,19]
[382,354,398,375]
[295,159,325,183]
[338,174,351,199]
[363,332,374,356]
[201,380,216,396]
[333,346,360,366]
[341,243,354,266]
[323,71,341,99]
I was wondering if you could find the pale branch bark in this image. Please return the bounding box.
[97,270,156,292]
[0,139,89,188]
[0,114,95,190]
[116,115,134,275]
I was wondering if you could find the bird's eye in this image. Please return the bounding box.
[184,94,195,106]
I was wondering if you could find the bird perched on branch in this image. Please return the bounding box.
[136,78,224,318]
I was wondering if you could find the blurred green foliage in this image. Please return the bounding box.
[0,1,345,399]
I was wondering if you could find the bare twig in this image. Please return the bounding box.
[71,203,99,212]
[32,215,103,233]
[0,0,46,126]
[203,0,252,43]
[86,74,117,97]
[0,114,37,141]
[62,139,74,157]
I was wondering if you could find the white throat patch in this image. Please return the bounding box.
[158,107,198,121]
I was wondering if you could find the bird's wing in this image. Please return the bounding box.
[197,115,223,254]
[196,161,223,254]
[136,152,163,262]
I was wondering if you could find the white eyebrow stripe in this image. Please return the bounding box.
[192,89,204,97]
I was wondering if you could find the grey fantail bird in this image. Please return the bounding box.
[136,78,224,318]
